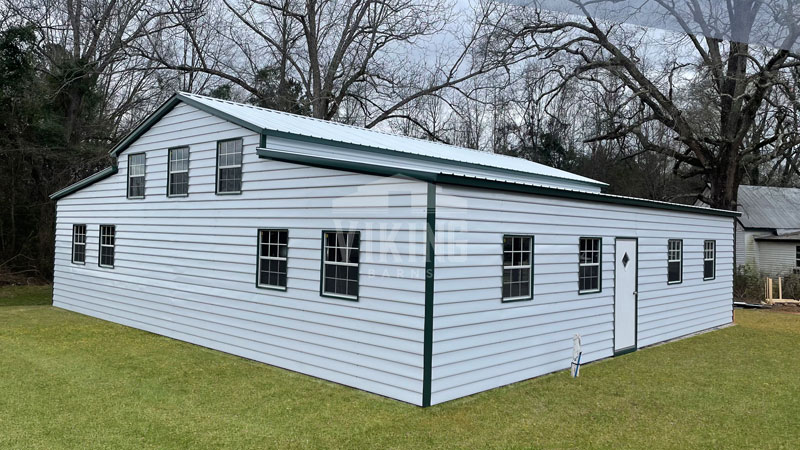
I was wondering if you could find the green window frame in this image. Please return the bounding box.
[703,240,715,280]
[320,231,360,300]
[98,225,115,269]
[578,237,602,294]
[127,153,146,199]
[667,239,683,284]
[72,224,86,264]
[502,235,534,302]
[216,138,243,194]
[257,229,289,290]
[167,147,190,197]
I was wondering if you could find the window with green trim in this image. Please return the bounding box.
[703,240,715,280]
[579,237,601,293]
[99,225,115,268]
[127,153,146,198]
[216,139,243,194]
[258,229,288,290]
[322,231,360,299]
[502,235,533,301]
[72,224,86,264]
[668,239,682,284]
[168,147,189,197]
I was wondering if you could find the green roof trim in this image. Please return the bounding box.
[257,148,740,218]
[50,166,118,200]
[264,129,606,190]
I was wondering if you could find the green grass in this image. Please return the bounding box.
[0,284,52,306]
[1,286,798,449]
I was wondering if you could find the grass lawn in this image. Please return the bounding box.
[1,286,798,449]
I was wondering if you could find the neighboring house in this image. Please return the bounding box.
[50,92,738,407]
[735,185,800,275]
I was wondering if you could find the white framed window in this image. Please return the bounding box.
[72,224,86,264]
[127,153,146,198]
[99,225,115,268]
[257,229,288,290]
[168,147,189,197]
[321,231,360,300]
[579,237,602,293]
[703,240,715,280]
[502,235,533,301]
[216,138,243,194]
[668,239,682,284]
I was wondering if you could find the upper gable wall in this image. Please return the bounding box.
[63,103,258,200]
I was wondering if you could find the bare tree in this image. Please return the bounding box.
[5,0,183,144]
[514,0,800,209]
[139,0,534,127]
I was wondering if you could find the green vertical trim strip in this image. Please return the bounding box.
[422,183,436,407]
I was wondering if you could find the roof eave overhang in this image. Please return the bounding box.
[257,148,740,218]
[262,129,608,191]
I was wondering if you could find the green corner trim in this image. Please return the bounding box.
[422,183,436,407]
[50,166,118,200]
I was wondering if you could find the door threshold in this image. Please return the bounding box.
[614,346,637,356]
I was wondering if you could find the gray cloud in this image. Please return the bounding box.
[504,0,800,52]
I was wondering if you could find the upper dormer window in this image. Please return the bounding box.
[168,147,189,197]
[216,139,243,194]
[127,153,146,199]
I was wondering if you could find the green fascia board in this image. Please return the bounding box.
[50,166,119,200]
[257,148,740,218]
[264,129,607,190]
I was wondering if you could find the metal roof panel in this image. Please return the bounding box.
[178,92,606,189]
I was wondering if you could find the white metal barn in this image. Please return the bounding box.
[51,92,738,406]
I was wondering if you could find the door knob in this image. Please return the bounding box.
[633,291,638,295]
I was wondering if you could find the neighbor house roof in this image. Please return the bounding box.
[737,185,800,230]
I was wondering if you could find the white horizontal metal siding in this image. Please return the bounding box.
[52,103,428,405]
[735,222,745,267]
[430,184,733,405]
[757,241,799,276]
[744,231,760,268]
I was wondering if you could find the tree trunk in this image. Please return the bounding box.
[708,146,742,211]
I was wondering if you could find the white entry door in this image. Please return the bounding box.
[614,239,638,354]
